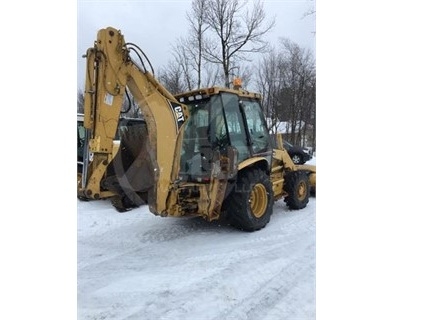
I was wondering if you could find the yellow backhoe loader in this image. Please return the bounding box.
[78,27,316,231]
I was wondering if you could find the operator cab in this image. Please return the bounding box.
[176,88,272,182]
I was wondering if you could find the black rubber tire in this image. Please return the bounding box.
[223,168,274,232]
[284,171,310,209]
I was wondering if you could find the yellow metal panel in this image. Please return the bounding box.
[238,157,268,171]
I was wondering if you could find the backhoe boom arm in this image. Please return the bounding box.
[80,27,189,214]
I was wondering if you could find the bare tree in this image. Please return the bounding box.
[171,39,196,91]
[158,44,221,94]
[77,89,84,114]
[278,38,315,146]
[159,0,209,92]
[161,0,273,90]
[203,0,275,87]
[257,39,316,149]
[202,62,221,87]
[186,0,210,88]
[256,48,284,133]
[302,1,316,36]
[158,60,189,95]
[303,74,316,150]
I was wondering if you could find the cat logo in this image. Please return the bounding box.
[174,105,185,122]
[169,101,186,131]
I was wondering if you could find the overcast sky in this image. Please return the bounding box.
[77,0,316,89]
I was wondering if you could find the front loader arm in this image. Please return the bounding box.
[79,27,189,215]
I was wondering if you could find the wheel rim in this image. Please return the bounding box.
[249,183,268,218]
[292,155,301,164]
[297,180,307,201]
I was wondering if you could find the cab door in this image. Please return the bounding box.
[221,93,250,162]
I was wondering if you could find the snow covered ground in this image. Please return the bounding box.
[78,159,316,320]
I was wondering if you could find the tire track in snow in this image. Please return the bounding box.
[79,228,313,320]
[78,199,315,319]
[211,241,316,320]
[120,210,315,319]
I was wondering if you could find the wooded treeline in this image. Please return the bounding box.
[77,0,315,151]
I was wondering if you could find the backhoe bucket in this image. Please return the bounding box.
[102,122,155,211]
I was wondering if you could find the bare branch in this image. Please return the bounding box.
[203,0,275,87]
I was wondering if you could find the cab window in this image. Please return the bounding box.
[241,99,271,154]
